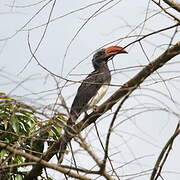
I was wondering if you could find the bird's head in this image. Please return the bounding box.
[92,46,127,69]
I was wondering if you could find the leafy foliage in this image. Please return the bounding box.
[0,93,66,179]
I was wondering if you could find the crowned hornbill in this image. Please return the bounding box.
[68,46,127,126]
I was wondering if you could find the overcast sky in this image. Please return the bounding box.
[0,0,180,179]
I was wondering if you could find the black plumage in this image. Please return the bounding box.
[68,46,127,126]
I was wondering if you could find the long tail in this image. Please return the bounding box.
[58,111,78,164]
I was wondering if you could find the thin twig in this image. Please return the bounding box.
[101,94,130,171]
[150,121,180,180]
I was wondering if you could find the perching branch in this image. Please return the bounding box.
[24,41,180,180]
[77,41,180,131]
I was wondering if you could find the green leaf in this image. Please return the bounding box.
[47,177,54,180]
[0,149,7,159]
[15,174,23,180]
[14,155,24,163]
[11,117,19,134]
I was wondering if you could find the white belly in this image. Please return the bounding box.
[87,85,109,108]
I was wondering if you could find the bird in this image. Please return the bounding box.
[68,46,127,126]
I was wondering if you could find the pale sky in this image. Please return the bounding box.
[0,0,180,179]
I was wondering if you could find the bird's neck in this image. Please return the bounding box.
[93,60,109,71]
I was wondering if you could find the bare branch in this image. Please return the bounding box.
[0,141,91,180]
[101,94,130,172]
[150,121,180,180]
[163,0,180,12]
[0,162,36,173]
[76,135,102,167]
[0,0,53,42]
[152,0,180,22]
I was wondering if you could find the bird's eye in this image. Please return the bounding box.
[94,50,104,58]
